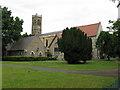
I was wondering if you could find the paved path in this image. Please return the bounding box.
[1,64,119,77]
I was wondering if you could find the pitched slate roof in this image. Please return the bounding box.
[36,31,62,37]
[8,36,35,51]
[76,23,100,37]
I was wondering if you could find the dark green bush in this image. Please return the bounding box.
[48,57,57,60]
[47,52,52,57]
[2,56,50,61]
[58,27,92,64]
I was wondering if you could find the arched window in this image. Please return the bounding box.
[38,20,41,25]
[33,20,36,25]
[30,51,35,56]
[38,51,42,56]
[46,39,48,47]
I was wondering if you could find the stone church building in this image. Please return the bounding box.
[7,14,103,60]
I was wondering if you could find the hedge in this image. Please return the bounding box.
[2,56,57,61]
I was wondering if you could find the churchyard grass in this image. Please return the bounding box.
[111,57,120,60]
[2,65,117,88]
[2,60,119,71]
[0,61,2,89]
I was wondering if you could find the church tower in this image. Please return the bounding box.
[117,1,120,21]
[32,13,42,35]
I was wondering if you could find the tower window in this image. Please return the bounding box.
[38,20,41,25]
[33,20,36,25]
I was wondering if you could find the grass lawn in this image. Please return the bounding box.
[2,60,119,71]
[111,57,120,60]
[0,61,2,89]
[2,65,117,88]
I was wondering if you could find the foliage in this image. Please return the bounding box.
[2,56,49,61]
[21,32,34,37]
[97,20,120,60]
[58,27,92,64]
[46,51,52,57]
[109,20,120,57]
[1,6,23,56]
[29,34,34,36]
[21,32,29,37]
[112,21,120,57]
[96,31,114,60]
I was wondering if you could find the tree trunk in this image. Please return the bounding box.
[83,60,86,64]
[2,46,7,57]
[107,55,110,61]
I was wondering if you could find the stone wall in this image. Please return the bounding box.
[91,23,103,59]
[25,36,46,56]
[7,36,46,57]
[91,37,98,59]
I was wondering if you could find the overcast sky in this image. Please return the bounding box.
[1,0,118,34]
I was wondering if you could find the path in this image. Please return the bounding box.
[111,59,120,64]
[1,64,119,77]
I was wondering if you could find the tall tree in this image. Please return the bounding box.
[111,21,120,57]
[58,27,92,64]
[1,6,23,56]
[96,31,114,60]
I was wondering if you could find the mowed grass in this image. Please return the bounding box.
[0,61,2,89]
[2,60,119,71]
[2,65,117,88]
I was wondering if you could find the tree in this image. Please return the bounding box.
[21,32,29,37]
[21,32,34,37]
[58,27,92,64]
[1,6,23,56]
[46,51,52,57]
[96,31,114,60]
[99,20,120,60]
[111,21,120,57]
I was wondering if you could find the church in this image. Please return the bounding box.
[6,14,103,60]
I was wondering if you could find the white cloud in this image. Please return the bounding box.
[1,0,118,34]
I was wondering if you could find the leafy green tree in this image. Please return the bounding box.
[96,31,115,60]
[21,32,34,37]
[100,20,120,60]
[46,51,52,57]
[1,6,23,56]
[58,27,92,64]
[111,21,120,57]
[21,32,29,37]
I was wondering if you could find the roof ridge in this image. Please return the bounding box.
[36,30,62,36]
[76,22,100,27]
[76,22,101,37]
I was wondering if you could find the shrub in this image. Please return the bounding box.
[58,27,92,64]
[47,52,52,57]
[2,56,49,61]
